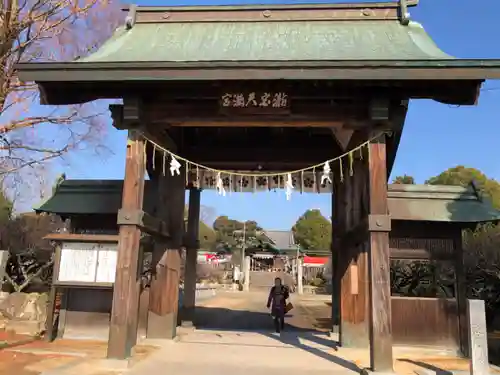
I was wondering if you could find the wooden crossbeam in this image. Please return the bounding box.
[117,209,170,239]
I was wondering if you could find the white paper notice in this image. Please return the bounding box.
[96,243,118,283]
[58,242,98,282]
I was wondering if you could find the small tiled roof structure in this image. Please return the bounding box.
[262,230,297,252]
[387,184,500,223]
[35,180,500,224]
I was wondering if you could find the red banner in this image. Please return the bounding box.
[303,256,328,265]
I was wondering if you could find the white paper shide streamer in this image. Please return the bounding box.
[321,161,332,185]
[216,172,226,196]
[135,131,387,200]
[169,155,181,176]
[285,173,294,201]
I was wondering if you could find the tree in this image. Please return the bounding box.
[426,166,500,209]
[212,216,262,247]
[462,223,500,327]
[199,221,216,250]
[1,212,63,292]
[198,205,217,249]
[392,175,415,184]
[0,186,13,224]
[292,209,332,251]
[0,0,121,198]
[183,205,217,250]
[200,205,216,226]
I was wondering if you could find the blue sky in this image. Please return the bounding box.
[60,0,500,230]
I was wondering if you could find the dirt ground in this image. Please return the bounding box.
[0,351,78,375]
[0,330,157,375]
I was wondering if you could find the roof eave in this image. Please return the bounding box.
[17,59,500,75]
[16,61,498,106]
[17,61,500,84]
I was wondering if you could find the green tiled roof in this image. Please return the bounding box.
[262,230,297,251]
[35,180,500,224]
[34,180,156,215]
[79,20,451,64]
[387,184,500,223]
[15,3,500,95]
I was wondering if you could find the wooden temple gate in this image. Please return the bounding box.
[16,1,500,371]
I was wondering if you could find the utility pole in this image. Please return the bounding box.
[241,221,246,270]
[295,244,300,283]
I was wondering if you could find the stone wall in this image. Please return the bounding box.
[0,292,48,335]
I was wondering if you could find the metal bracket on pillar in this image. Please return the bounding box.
[367,214,391,233]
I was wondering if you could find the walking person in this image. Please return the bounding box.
[266,277,289,333]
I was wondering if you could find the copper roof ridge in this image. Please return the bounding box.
[121,1,419,13]
[122,1,416,26]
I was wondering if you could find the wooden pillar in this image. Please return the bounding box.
[331,180,343,335]
[147,167,186,339]
[367,136,393,372]
[180,188,201,327]
[455,233,468,356]
[108,130,145,359]
[45,245,62,342]
[337,159,370,349]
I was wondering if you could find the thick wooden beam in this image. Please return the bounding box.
[330,127,354,151]
[184,147,335,162]
[171,120,347,127]
[183,161,324,171]
[108,130,145,360]
[117,209,169,238]
[180,188,201,327]
[367,136,393,372]
[147,169,186,339]
[44,233,119,243]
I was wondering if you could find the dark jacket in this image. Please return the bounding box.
[267,285,289,315]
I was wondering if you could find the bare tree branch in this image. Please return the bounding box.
[0,0,122,201]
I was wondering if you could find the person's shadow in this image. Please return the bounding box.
[263,330,362,373]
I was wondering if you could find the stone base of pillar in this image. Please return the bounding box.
[179,306,195,328]
[340,322,369,348]
[180,320,194,328]
[360,369,396,375]
[146,311,177,340]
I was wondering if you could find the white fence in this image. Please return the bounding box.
[303,265,326,282]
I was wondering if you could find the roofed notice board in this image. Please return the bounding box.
[57,242,118,284]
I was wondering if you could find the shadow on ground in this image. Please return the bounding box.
[194,306,320,332]
[192,306,361,373]
[264,332,361,373]
[398,359,453,375]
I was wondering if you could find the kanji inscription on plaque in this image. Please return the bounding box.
[220,92,289,110]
